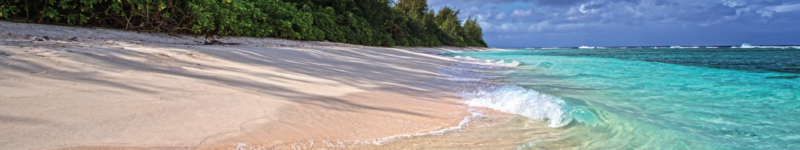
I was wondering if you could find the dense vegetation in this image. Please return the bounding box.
[0,0,487,47]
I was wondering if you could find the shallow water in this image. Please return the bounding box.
[415,48,800,149]
[234,48,800,149]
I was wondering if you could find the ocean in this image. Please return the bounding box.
[374,47,800,149]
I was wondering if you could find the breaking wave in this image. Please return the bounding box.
[458,84,591,127]
[439,55,594,128]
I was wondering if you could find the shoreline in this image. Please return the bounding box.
[0,21,496,149]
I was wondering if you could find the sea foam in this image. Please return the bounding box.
[452,56,520,67]
[458,84,577,127]
[439,54,586,128]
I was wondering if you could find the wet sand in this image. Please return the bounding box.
[0,21,495,149]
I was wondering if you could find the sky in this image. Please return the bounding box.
[426,0,800,48]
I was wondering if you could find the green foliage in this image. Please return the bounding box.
[0,0,192,32]
[1,0,487,47]
[392,0,485,47]
[462,16,487,47]
[434,6,466,46]
[188,0,322,40]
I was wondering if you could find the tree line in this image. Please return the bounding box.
[0,0,487,47]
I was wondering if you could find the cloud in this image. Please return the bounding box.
[429,0,587,6]
[426,0,800,47]
[501,23,516,30]
[527,21,550,32]
[722,0,746,8]
[511,9,534,17]
[478,21,494,30]
[757,3,800,17]
[534,0,590,6]
[652,0,678,6]
[758,9,775,17]
[495,12,507,20]
[579,4,602,14]
[428,0,637,7]
[770,3,800,13]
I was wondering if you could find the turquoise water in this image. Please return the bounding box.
[441,48,800,149]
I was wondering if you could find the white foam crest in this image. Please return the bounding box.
[232,108,489,149]
[517,139,545,150]
[452,56,520,67]
[740,43,755,48]
[230,139,361,150]
[671,46,700,49]
[435,51,463,55]
[369,108,485,145]
[437,56,519,84]
[458,84,575,128]
[437,67,504,83]
[438,54,575,128]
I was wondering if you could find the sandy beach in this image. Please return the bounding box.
[0,21,495,149]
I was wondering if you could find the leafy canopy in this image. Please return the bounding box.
[0,0,487,47]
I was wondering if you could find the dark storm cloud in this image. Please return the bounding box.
[426,0,800,47]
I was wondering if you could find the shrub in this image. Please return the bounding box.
[0,0,488,47]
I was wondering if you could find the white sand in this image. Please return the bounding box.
[0,21,496,149]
